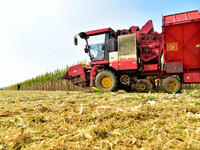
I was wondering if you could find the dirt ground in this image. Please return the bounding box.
[0,89,199,149]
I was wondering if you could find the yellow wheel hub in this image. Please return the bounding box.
[101,77,112,88]
[167,81,178,91]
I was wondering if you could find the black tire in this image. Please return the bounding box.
[162,76,182,93]
[95,70,117,92]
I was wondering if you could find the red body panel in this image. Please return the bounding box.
[110,60,137,70]
[184,70,200,83]
[143,64,158,71]
[109,61,118,70]
[119,61,137,70]
[140,20,154,34]
[163,10,200,70]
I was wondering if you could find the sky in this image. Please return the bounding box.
[0,0,199,88]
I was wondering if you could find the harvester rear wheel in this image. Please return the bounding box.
[95,71,117,92]
[162,76,181,93]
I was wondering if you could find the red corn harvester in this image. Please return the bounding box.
[63,10,200,93]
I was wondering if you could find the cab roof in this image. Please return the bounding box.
[85,28,116,37]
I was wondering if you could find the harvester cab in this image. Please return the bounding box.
[74,28,117,62]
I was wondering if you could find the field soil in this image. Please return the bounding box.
[0,89,200,149]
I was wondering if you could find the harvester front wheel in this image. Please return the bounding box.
[95,71,117,92]
[162,76,181,93]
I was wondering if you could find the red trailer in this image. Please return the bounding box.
[64,10,200,93]
[163,10,200,83]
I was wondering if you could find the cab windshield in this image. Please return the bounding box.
[87,34,105,61]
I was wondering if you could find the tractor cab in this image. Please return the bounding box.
[74,28,117,62]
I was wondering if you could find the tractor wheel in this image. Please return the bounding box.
[162,76,181,93]
[95,70,117,92]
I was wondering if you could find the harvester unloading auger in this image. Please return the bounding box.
[63,10,200,93]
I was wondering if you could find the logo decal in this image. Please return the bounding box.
[196,44,200,47]
[166,42,178,51]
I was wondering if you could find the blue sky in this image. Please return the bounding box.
[0,0,199,87]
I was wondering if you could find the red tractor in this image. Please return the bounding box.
[63,10,200,93]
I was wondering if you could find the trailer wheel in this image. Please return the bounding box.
[95,71,117,92]
[162,76,181,93]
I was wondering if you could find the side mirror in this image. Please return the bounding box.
[74,37,78,46]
